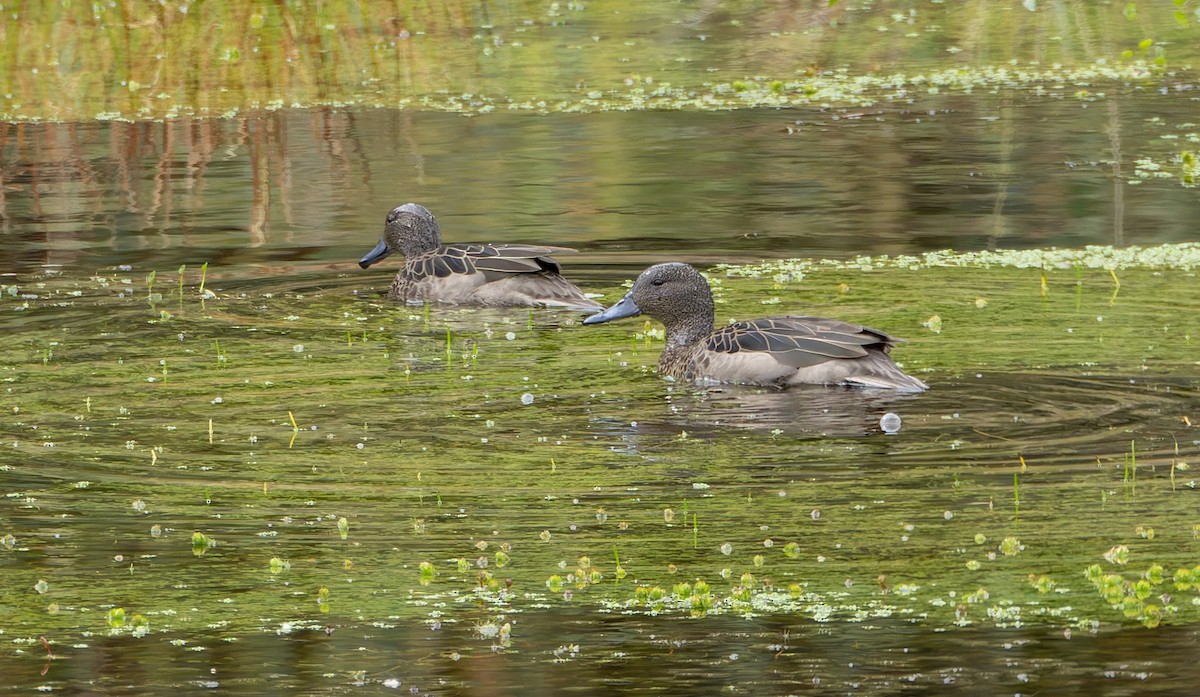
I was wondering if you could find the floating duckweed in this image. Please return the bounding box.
[999,537,1022,556]
[494,551,510,568]
[317,586,330,612]
[966,560,982,571]
[456,558,472,573]
[546,574,564,593]
[268,557,289,574]
[721,243,1200,280]
[191,531,215,556]
[1146,563,1165,585]
[689,587,714,616]
[337,517,349,539]
[783,542,801,559]
[34,579,49,594]
[106,607,126,629]
[1104,544,1131,565]
[974,533,987,544]
[419,561,437,584]
[753,555,765,568]
[130,614,150,638]
[672,582,691,599]
[1029,574,1057,593]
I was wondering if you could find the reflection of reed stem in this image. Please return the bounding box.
[1107,98,1125,246]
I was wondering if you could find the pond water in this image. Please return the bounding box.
[3,2,1200,695]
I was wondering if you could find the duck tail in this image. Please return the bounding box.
[845,352,929,392]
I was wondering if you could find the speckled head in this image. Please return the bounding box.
[584,262,714,332]
[359,203,442,268]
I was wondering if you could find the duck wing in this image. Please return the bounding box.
[707,316,900,369]
[441,243,580,277]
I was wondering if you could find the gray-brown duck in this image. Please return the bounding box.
[583,262,927,391]
[359,203,602,311]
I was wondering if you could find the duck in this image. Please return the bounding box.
[583,262,927,391]
[358,203,603,311]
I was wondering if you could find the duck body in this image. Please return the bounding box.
[584,263,927,391]
[359,203,602,311]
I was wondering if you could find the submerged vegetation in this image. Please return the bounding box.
[2,247,1198,656]
[3,1,1200,692]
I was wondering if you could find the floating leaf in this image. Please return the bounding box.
[107,607,126,628]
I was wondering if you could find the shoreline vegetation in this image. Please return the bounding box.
[1,1,1197,122]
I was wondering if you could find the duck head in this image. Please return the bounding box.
[583,262,715,333]
[359,203,442,268]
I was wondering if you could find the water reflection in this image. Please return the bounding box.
[594,384,924,441]
[9,613,1198,694]
[3,95,1200,282]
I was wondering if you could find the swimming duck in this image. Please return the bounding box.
[583,262,927,391]
[359,203,602,311]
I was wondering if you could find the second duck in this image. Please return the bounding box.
[359,203,602,311]
[584,262,927,391]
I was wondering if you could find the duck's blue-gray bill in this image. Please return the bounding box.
[583,293,641,325]
[359,239,390,268]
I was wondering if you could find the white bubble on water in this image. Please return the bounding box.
[521,393,534,405]
[880,412,902,434]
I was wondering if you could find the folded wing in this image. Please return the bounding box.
[708,316,900,369]
[419,243,578,280]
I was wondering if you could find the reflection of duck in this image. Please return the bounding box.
[359,203,602,311]
[584,263,928,391]
[592,385,921,443]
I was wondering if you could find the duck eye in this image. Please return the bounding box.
[651,278,665,286]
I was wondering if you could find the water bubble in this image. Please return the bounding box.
[520,393,534,405]
[720,543,733,555]
[292,344,304,353]
[880,412,902,433]
[505,332,516,340]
